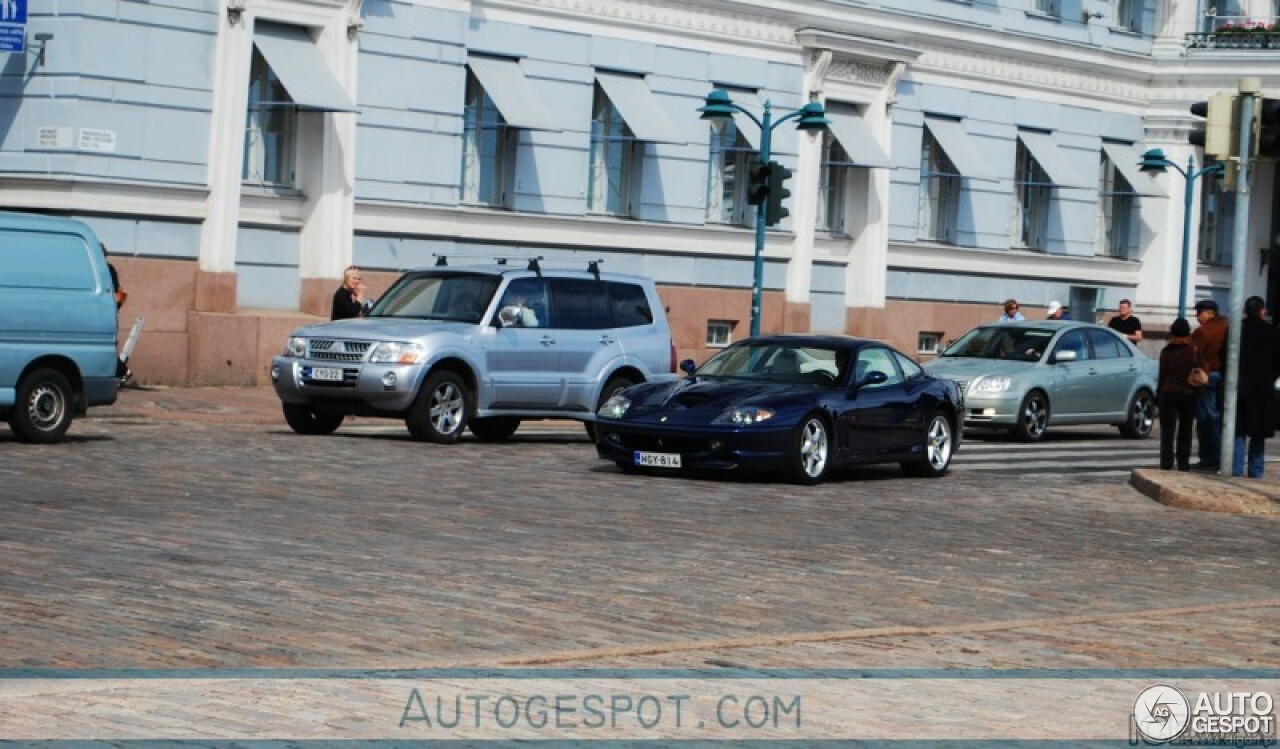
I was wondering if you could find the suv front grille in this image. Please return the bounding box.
[309,339,373,363]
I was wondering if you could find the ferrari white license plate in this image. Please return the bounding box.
[635,451,681,468]
[308,366,344,382]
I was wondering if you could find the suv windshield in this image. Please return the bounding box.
[941,326,1055,362]
[368,272,501,323]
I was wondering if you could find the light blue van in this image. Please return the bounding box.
[0,212,119,443]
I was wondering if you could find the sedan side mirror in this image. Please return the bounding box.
[853,370,888,389]
[1051,349,1077,364]
[679,359,697,376]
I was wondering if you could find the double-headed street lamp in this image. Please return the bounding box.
[1138,148,1224,320]
[698,89,830,337]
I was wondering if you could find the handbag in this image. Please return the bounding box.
[1188,367,1209,388]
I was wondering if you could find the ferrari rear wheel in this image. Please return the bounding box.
[787,414,830,485]
[903,412,953,478]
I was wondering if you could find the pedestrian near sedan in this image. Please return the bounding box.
[1046,300,1070,320]
[1107,299,1142,344]
[331,266,367,321]
[997,299,1024,322]
[1231,296,1280,478]
[1157,318,1201,471]
[1190,299,1228,471]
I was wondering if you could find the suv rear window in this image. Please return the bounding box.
[609,282,654,328]
[550,278,611,330]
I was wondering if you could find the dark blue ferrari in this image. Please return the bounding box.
[594,335,963,484]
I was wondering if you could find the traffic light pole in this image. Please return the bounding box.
[750,104,773,338]
[1219,82,1257,475]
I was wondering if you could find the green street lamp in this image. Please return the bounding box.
[1138,148,1224,320]
[699,89,830,337]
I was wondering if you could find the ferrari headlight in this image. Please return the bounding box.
[598,394,631,420]
[368,342,427,364]
[971,376,1013,394]
[714,406,776,426]
[283,336,307,357]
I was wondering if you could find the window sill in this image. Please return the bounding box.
[1024,10,1062,22]
[240,183,304,200]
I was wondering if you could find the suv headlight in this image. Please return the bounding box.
[598,394,631,420]
[713,406,776,426]
[971,376,1012,394]
[368,342,427,364]
[284,337,307,357]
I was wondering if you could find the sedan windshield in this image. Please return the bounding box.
[941,326,1055,362]
[368,272,500,323]
[698,342,849,385]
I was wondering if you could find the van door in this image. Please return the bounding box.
[548,278,622,411]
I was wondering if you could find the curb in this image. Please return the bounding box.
[1130,468,1280,516]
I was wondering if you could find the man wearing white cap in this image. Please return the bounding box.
[1046,300,1070,320]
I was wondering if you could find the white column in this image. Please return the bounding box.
[198,5,254,274]
[1133,143,1202,318]
[785,52,828,307]
[844,92,892,309]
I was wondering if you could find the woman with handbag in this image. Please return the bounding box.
[1158,318,1202,471]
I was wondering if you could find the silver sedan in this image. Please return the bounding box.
[922,321,1158,441]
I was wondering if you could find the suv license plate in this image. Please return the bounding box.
[635,451,681,468]
[309,367,344,382]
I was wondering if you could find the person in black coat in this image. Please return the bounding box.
[1157,318,1200,471]
[331,266,367,321]
[1231,295,1280,478]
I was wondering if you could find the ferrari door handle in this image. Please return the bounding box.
[598,335,615,345]
[539,336,556,346]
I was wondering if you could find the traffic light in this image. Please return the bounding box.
[1255,97,1280,160]
[1188,92,1238,161]
[747,160,771,206]
[763,161,791,226]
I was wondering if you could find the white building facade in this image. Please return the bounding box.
[1,0,1277,383]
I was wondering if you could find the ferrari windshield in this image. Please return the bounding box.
[941,326,1055,362]
[368,272,501,323]
[698,342,850,385]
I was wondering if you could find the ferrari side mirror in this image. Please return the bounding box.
[852,370,888,390]
[679,359,697,376]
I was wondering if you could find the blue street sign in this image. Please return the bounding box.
[0,0,28,55]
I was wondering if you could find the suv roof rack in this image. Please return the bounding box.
[588,260,602,280]
[527,256,543,276]
[434,255,448,266]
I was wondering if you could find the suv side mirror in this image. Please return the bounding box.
[679,359,697,376]
[1051,349,1077,364]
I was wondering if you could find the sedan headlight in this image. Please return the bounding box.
[368,342,427,365]
[971,375,1013,394]
[283,337,307,357]
[713,406,776,426]
[598,394,631,420]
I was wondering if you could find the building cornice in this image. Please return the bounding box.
[887,242,1143,286]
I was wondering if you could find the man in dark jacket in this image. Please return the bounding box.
[1231,296,1280,478]
[1191,299,1228,470]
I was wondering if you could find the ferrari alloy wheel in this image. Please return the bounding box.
[1013,390,1049,442]
[903,412,953,478]
[406,370,469,443]
[1119,389,1155,439]
[788,415,830,485]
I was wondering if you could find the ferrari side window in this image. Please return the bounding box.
[856,347,903,389]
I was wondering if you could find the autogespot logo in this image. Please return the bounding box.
[1134,684,1191,742]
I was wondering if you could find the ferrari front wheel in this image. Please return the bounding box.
[787,414,830,485]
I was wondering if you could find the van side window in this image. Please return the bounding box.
[0,231,95,290]
[608,282,654,328]
[550,279,610,330]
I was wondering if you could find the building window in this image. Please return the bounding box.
[707,320,735,347]
[1114,0,1142,32]
[242,48,297,187]
[918,127,959,243]
[1012,138,1051,250]
[1199,179,1235,266]
[1030,0,1061,15]
[917,332,943,355]
[707,120,757,227]
[817,131,850,234]
[1098,151,1137,259]
[589,84,639,217]
[460,69,516,208]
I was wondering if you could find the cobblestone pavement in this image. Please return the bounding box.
[0,391,1275,675]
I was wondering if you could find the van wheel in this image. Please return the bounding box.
[282,403,344,435]
[470,416,520,441]
[10,368,74,444]
[406,370,470,443]
[585,374,637,441]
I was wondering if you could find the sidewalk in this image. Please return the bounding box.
[1130,467,1280,516]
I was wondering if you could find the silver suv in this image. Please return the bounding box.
[271,263,676,442]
